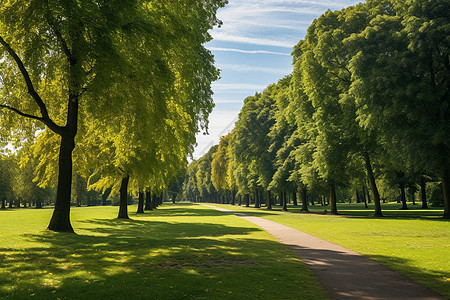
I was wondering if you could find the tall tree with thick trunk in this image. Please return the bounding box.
[348,0,450,218]
[118,176,130,219]
[1,0,227,232]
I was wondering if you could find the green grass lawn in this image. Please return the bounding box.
[211,202,450,298]
[0,204,327,300]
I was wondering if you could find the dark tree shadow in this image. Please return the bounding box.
[0,213,324,299]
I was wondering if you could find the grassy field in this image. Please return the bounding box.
[211,202,450,298]
[0,204,327,300]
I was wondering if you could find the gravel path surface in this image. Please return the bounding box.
[204,205,445,300]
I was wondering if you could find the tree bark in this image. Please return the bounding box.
[409,188,416,205]
[244,194,250,207]
[329,183,338,215]
[254,189,260,208]
[172,193,177,204]
[399,183,408,210]
[118,176,130,219]
[282,189,288,211]
[442,168,449,219]
[137,190,144,213]
[361,184,368,208]
[266,190,272,210]
[231,192,235,206]
[152,194,157,209]
[101,188,111,206]
[300,187,309,212]
[420,176,428,209]
[47,133,76,232]
[1,198,5,209]
[35,199,42,209]
[145,191,152,210]
[363,152,383,217]
[292,189,298,206]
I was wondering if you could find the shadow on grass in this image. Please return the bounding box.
[146,203,279,218]
[234,203,446,221]
[0,215,324,299]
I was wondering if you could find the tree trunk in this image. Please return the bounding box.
[238,194,242,206]
[292,190,298,206]
[35,199,42,209]
[152,194,157,209]
[231,192,235,206]
[301,187,309,212]
[118,176,130,219]
[363,152,383,217]
[159,192,164,206]
[101,188,111,206]
[442,168,449,219]
[145,191,152,210]
[420,176,428,209]
[1,198,5,209]
[399,183,408,210]
[266,190,272,210]
[47,132,76,232]
[282,189,288,211]
[172,193,177,204]
[409,188,416,205]
[329,183,338,215]
[137,190,145,213]
[244,194,250,207]
[361,184,368,208]
[254,190,260,208]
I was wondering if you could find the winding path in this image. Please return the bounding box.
[203,204,445,300]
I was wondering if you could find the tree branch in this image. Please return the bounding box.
[0,104,43,121]
[44,11,74,64]
[0,35,63,135]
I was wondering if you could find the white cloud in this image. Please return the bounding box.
[212,83,268,92]
[214,99,244,104]
[193,110,239,160]
[211,32,295,48]
[208,47,291,56]
[217,63,292,74]
[211,0,362,49]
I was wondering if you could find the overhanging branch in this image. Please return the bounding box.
[0,104,43,121]
[0,35,64,135]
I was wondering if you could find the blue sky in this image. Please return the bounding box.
[193,0,362,160]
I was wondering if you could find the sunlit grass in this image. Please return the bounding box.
[212,202,450,297]
[0,204,327,299]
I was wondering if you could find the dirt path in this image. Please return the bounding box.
[204,205,445,300]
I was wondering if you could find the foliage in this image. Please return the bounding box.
[184,0,449,219]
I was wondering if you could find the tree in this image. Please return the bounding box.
[348,0,450,218]
[211,134,231,198]
[0,0,227,230]
[296,2,393,216]
[196,145,218,202]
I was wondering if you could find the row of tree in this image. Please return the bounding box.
[182,0,449,218]
[0,0,227,232]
